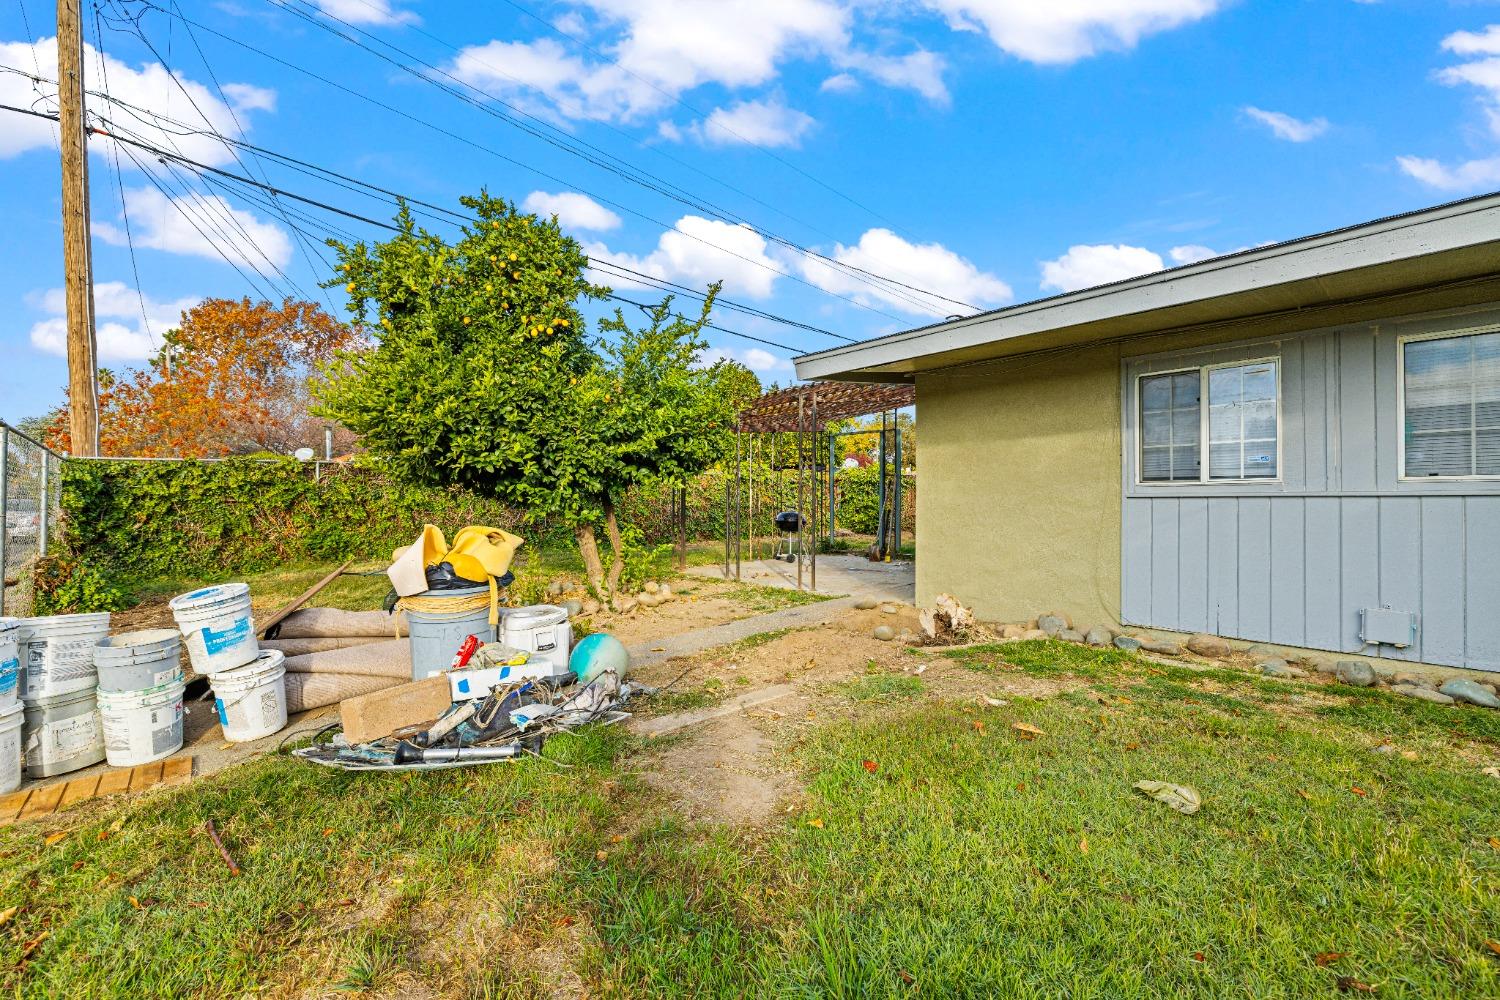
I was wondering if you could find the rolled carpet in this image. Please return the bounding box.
[273,607,401,639]
[284,671,400,713]
[282,639,412,679]
[262,636,385,656]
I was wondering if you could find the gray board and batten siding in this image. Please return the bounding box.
[1120,304,1500,671]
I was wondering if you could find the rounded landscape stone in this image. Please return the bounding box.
[873,625,896,641]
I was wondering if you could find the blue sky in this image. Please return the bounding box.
[3,0,1500,425]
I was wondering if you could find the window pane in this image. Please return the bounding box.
[1479,428,1500,477]
[1139,372,1200,481]
[1403,331,1500,477]
[1206,361,1278,480]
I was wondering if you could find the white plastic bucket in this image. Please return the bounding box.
[94,629,183,693]
[209,649,287,742]
[0,702,23,794]
[0,618,20,710]
[22,688,105,778]
[170,583,258,674]
[500,605,572,680]
[97,680,185,767]
[18,613,111,699]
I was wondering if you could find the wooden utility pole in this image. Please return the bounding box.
[58,0,99,456]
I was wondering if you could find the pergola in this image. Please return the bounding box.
[726,381,916,590]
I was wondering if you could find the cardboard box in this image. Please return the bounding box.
[340,675,453,744]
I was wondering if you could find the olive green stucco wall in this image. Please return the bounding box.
[915,344,1124,629]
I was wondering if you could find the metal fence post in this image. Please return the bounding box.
[38,449,49,558]
[0,425,9,617]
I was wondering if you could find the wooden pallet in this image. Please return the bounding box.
[0,757,194,826]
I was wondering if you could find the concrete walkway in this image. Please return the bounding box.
[688,554,914,604]
[625,593,866,671]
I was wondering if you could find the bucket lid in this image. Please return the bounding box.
[503,604,568,628]
[210,647,285,680]
[169,582,250,614]
[0,617,18,636]
[19,613,111,634]
[0,700,23,722]
[22,687,98,709]
[95,628,180,658]
[97,677,186,704]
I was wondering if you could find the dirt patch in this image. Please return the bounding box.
[639,707,805,827]
[579,576,827,648]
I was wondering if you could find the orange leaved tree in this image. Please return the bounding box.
[48,297,358,457]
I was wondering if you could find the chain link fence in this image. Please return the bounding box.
[1,422,62,617]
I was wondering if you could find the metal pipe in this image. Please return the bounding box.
[876,412,888,558]
[733,425,742,581]
[796,398,805,592]
[828,431,836,543]
[38,449,49,559]
[0,425,9,616]
[893,415,903,555]
[810,397,818,594]
[324,425,333,461]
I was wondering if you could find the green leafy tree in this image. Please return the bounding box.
[314,192,741,599]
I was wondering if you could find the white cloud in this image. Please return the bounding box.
[521,190,622,231]
[698,344,793,375]
[1396,154,1500,192]
[820,72,859,94]
[1167,244,1217,265]
[690,97,816,148]
[447,0,847,123]
[1243,106,1329,142]
[1397,26,1500,191]
[836,48,949,103]
[796,228,1013,317]
[919,0,1222,65]
[93,187,293,271]
[587,216,783,299]
[0,36,271,166]
[1039,244,1164,293]
[1441,25,1500,57]
[28,281,197,362]
[221,82,277,114]
[309,0,417,27]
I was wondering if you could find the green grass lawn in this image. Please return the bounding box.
[3,641,1496,997]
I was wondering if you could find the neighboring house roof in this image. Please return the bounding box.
[794,190,1500,383]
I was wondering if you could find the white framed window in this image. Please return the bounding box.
[1137,359,1279,484]
[1399,328,1500,480]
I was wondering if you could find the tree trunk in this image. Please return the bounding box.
[574,522,606,596]
[602,501,625,599]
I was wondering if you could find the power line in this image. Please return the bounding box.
[118,1,972,321]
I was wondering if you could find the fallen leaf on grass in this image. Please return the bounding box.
[610,834,625,844]
[1079,837,1089,854]
[1124,742,1140,751]
[1315,952,1347,967]
[1351,786,1368,797]
[1487,837,1500,851]
[19,931,49,960]
[322,828,334,837]
[0,906,16,927]
[1297,789,1313,800]
[807,818,825,829]
[897,970,915,985]
[972,721,985,733]
[862,760,879,773]
[1192,952,1205,963]
[42,832,66,847]
[1482,766,1500,779]
[555,915,576,929]
[1011,722,1046,740]
[982,696,1008,707]
[1133,780,1202,815]
[1335,976,1375,993]
[1485,940,1500,957]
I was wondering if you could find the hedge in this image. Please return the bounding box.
[58,457,915,582]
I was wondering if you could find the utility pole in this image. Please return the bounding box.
[58,0,99,456]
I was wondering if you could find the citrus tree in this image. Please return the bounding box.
[315,192,743,599]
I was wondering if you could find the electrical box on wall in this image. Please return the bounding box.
[1360,607,1418,649]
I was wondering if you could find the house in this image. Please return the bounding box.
[794,193,1500,672]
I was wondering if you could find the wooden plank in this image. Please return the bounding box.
[95,768,133,798]
[259,560,353,638]
[58,774,100,808]
[0,789,32,825]
[18,782,65,821]
[128,761,164,792]
[161,756,193,787]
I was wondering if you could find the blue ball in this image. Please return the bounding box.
[569,632,629,684]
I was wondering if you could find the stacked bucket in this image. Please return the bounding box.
[93,630,185,768]
[169,583,287,742]
[16,612,110,782]
[0,618,23,792]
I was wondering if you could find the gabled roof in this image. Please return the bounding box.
[794,191,1500,383]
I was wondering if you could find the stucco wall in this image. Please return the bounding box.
[916,344,1124,629]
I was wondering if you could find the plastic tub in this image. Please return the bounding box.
[0,702,23,794]
[170,583,258,674]
[17,612,111,699]
[98,679,185,767]
[404,586,496,681]
[22,688,105,778]
[0,618,20,709]
[94,629,183,693]
[209,649,287,742]
[500,605,572,680]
